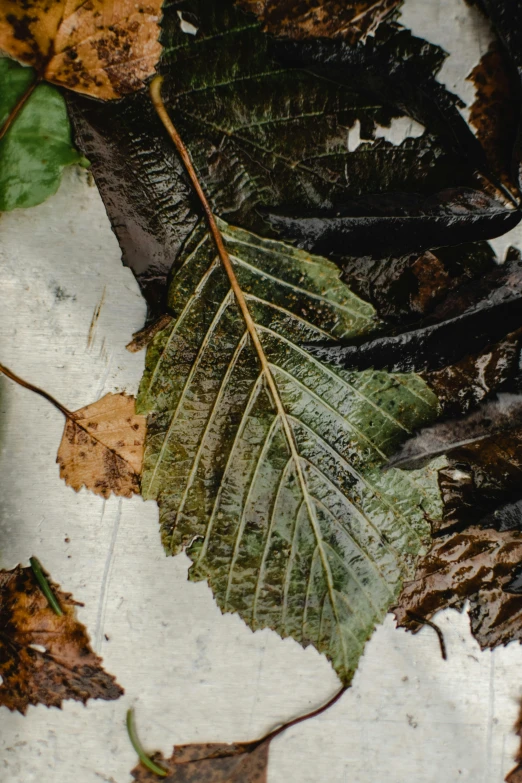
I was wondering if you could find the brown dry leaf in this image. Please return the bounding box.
[0,0,163,99]
[131,741,269,783]
[0,563,123,714]
[507,702,522,782]
[394,526,522,649]
[236,0,401,41]
[57,392,145,499]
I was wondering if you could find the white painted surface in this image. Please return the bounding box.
[1,1,522,781]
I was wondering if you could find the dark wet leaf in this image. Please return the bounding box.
[266,188,521,260]
[422,328,522,417]
[470,0,522,193]
[307,296,522,374]
[137,218,442,684]
[68,89,199,319]
[0,58,83,211]
[272,26,494,179]
[235,0,402,42]
[386,393,522,470]
[341,242,496,325]
[307,253,522,373]
[480,498,522,534]
[67,0,477,316]
[394,525,522,650]
[131,740,269,783]
[468,41,520,197]
[0,563,123,714]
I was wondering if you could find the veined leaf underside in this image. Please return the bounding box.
[138,219,442,682]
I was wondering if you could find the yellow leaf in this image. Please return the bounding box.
[0,0,163,99]
[57,392,145,498]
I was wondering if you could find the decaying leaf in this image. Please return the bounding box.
[308,252,522,374]
[267,188,521,261]
[131,741,269,783]
[0,0,163,100]
[422,328,522,417]
[236,0,402,42]
[470,0,522,193]
[0,58,83,211]
[137,217,443,684]
[468,42,520,197]
[394,526,522,650]
[0,563,123,713]
[57,392,145,499]
[67,0,478,316]
[340,242,496,325]
[506,702,522,783]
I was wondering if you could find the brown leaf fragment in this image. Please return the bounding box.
[394,526,522,650]
[236,0,402,41]
[0,0,163,99]
[468,41,520,197]
[507,702,522,783]
[423,328,522,417]
[131,741,269,783]
[57,392,145,499]
[0,564,123,714]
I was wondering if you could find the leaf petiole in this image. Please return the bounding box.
[29,556,63,616]
[126,708,168,777]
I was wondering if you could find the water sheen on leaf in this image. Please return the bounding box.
[0,59,82,211]
[137,220,442,683]
[67,0,476,316]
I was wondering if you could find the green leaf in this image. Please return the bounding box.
[0,59,82,211]
[137,219,443,683]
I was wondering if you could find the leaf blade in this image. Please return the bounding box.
[138,220,443,682]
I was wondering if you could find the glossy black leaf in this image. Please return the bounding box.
[341,242,497,324]
[266,188,521,260]
[272,27,495,180]
[307,254,522,373]
[68,0,480,316]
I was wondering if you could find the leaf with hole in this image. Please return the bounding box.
[66,0,478,316]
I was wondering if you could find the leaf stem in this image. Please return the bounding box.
[0,362,73,419]
[149,79,334,629]
[0,76,40,142]
[126,709,168,777]
[29,556,63,616]
[257,684,348,747]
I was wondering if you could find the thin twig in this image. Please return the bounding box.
[126,709,168,777]
[257,684,348,747]
[0,77,40,142]
[29,557,63,616]
[0,363,73,419]
[407,610,447,660]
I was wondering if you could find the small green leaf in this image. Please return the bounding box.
[0,59,82,211]
[137,220,444,684]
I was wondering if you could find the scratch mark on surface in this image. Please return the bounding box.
[94,498,122,653]
[247,640,267,734]
[87,286,106,349]
[484,652,496,783]
[94,349,114,401]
